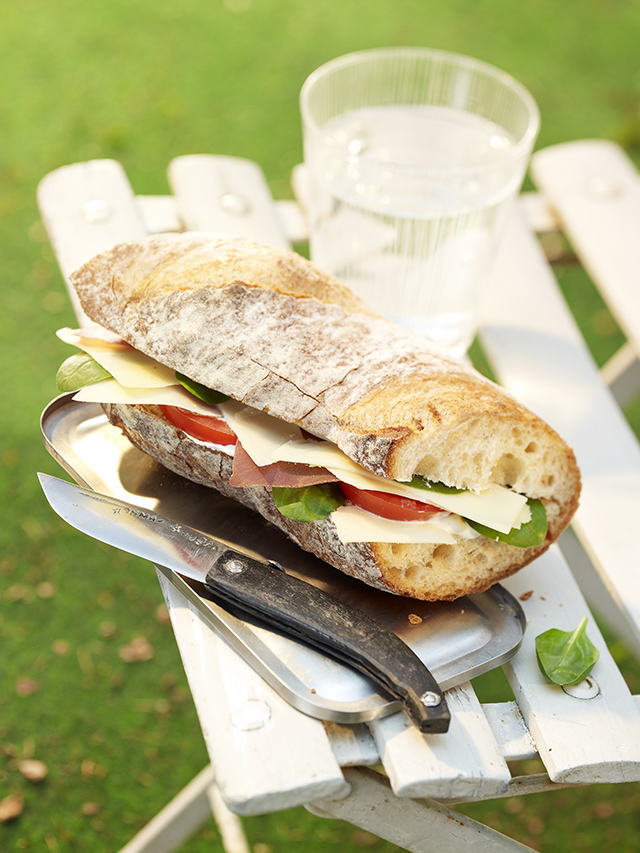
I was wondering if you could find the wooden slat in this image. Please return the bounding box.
[600,342,640,406]
[531,140,640,357]
[502,550,640,784]
[168,154,290,248]
[135,195,183,235]
[481,201,640,652]
[37,158,348,816]
[307,767,537,852]
[37,159,148,324]
[368,683,511,800]
[166,153,519,800]
[38,152,640,841]
[479,203,640,783]
[481,702,538,763]
[117,766,220,853]
[322,721,379,767]
[157,572,350,815]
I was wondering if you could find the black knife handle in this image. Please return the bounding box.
[203,549,450,734]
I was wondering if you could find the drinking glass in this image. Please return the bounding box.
[300,47,539,355]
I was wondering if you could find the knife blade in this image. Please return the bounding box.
[38,472,450,733]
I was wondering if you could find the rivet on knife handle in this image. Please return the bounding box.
[205,549,451,734]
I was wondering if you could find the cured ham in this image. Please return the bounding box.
[229,442,339,489]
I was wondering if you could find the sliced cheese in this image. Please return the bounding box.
[74,378,224,416]
[273,439,527,533]
[69,357,531,536]
[331,505,473,544]
[218,401,304,468]
[57,328,177,388]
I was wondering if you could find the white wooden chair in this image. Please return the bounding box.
[36,139,640,852]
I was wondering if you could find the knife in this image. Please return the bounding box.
[38,473,450,733]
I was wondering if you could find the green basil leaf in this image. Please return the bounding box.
[175,372,229,405]
[56,353,112,392]
[272,483,346,522]
[467,498,547,548]
[535,617,600,685]
[404,476,465,495]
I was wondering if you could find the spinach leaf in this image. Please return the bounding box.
[56,353,112,392]
[175,372,230,405]
[535,617,600,685]
[405,475,465,495]
[467,498,547,548]
[272,483,346,522]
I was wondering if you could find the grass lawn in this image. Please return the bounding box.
[1,0,640,850]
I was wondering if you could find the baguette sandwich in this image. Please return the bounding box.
[55,232,581,601]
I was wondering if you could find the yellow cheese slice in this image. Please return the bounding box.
[74,379,223,416]
[69,359,529,535]
[218,401,304,467]
[331,505,466,544]
[57,328,177,388]
[272,439,527,533]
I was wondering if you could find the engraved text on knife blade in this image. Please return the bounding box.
[79,491,221,551]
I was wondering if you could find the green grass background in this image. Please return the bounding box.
[2,0,640,850]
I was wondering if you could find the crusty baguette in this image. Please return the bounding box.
[103,401,565,601]
[68,232,581,600]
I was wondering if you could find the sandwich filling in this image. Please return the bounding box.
[56,327,547,549]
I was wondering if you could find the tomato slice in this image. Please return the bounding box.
[339,482,442,522]
[160,405,237,446]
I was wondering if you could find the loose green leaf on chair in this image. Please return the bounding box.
[535,617,600,685]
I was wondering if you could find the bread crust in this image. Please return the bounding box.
[70,234,581,490]
[103,402,564,601]
[67,233,582,600]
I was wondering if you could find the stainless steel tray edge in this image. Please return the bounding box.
[41,394,526,724]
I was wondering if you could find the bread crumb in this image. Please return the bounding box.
[519,590,534,601]
[310,688,316,694]
[408,614,423,625]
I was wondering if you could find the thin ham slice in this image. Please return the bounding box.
[229,442,339,488]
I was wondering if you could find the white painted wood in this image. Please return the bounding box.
[207,782,252,853]
[481,202,640,651]
[168,154,290,248]
[290,163,309,217]
[117,765,215,853]
[157,571,350,815]
[135,195,183,235]
[559,527,640,657]
[275,199,309,244]
[39,152,640,853]
[518,191,561,234]
[502,548,640,784]
[307,767,537,852]
[443,772,585,804]
[162,157,520,809]
[479,197,640,784]
[481,702,538,763]
[601,342,640,407]
[323,721,379,767]
[117,763,251,853]
[368,683,511,800]
[37,159,148,326]
[38,159,348,820]
[531,140,640,356]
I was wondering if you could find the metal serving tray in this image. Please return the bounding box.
[41,394,526,724]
